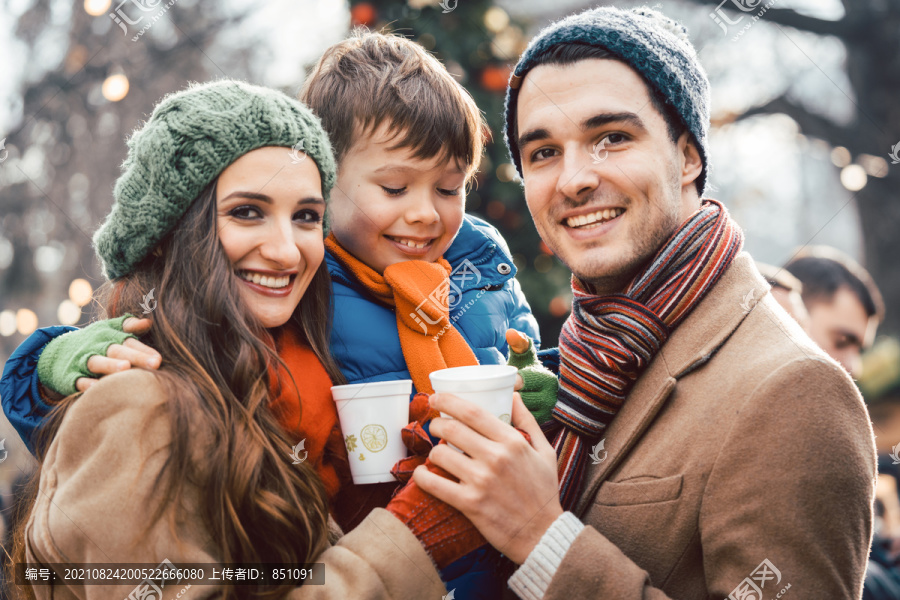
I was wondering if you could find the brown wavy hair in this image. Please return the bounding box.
[8,180,344,599]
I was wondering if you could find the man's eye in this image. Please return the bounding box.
[530,148,557,162]
[381,186,406,196]
[599,132,628,146]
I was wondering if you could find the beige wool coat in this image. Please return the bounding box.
[24,368,447,599]
[533,253,877,599]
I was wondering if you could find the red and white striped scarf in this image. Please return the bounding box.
[551,199,743,510]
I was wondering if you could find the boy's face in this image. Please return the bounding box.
[329,123,467,274]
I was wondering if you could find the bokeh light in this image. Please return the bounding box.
[84,0,111,17]
[69,278,94,307]
[102,74,130,102]
[58,300,82,326]
[16,309,38,336]
[0,310,16,337]
[484,7,509,33]
[840,164,868,192]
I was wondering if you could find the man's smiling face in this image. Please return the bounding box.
[516,58,703,294]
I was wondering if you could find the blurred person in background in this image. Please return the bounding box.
[784,246,884,378]
[861,345,900,600]
[756,262,811,331]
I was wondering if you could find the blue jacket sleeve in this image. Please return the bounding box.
[0,326,77,454]
[538,347,560,375]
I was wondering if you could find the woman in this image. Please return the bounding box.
[9,80,449,599]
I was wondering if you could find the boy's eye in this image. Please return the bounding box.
[229,205,262,220]
[294,209,323,225]
[381,186,406,196]
[437,187,460,196]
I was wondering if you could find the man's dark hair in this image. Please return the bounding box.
[784,247,884,322]
[528,42,688,147]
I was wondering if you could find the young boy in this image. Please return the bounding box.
[2,30,555,598]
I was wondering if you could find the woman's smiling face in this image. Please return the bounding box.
[216,146,326,328]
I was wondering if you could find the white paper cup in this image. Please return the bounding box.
[429,365,518,451]
[331,380,411,485]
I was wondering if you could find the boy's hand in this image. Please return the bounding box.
[506,329,558,424]
[38,316,161,396]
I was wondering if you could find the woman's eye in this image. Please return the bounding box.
[229,205,262,220]
[438,187,460,196]
[381,186,406,196]
[295,209,323,224]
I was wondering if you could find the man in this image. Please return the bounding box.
[785,246,884,378]
[415,7,876,599]
[756,261,811,331]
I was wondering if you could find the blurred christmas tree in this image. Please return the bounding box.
[350,0,571,345]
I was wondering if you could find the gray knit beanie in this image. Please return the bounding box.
[94,79,337,280]
[503,6,711,195]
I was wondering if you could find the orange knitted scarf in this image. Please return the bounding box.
[325,234,479,394]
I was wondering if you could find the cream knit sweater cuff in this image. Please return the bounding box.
[507,512,585,600]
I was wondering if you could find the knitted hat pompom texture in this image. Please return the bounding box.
[94,79,337,280]
[503,6,711,195]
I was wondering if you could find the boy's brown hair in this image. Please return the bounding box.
[300,29,486,181]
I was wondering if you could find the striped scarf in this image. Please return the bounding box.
[550,199,743,509]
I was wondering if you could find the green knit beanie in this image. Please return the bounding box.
[94,79,337,280]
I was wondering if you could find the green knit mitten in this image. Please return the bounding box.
[37,315,136,396]
[507,335,558,425]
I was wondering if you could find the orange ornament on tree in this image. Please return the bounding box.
[480,64,512,92]
[351,2,376,27]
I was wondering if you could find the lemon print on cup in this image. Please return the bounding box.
[360,424,388,453]
[499,414,511,424]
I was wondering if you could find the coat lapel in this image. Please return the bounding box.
[573,253,770,516]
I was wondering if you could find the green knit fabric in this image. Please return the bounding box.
[94,79,337,279]
[507,336,559,425]
[37,315,136,396]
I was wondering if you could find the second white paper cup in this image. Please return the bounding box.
[331,379,410,484]
[429,365,518,451]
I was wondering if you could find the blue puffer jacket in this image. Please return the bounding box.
[328,214,540,390]
[328,214,540,600]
